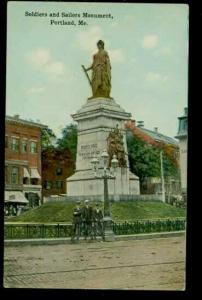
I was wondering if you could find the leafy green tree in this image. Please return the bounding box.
[56,124,77,160]
[126,131,179,184]
[41,127,57,151]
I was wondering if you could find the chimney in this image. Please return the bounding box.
[137,121,144,128]
[154,127,158,133]
[130,119,136,126]
[184,107,188,116]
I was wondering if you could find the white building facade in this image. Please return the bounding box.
[175,108,188,193]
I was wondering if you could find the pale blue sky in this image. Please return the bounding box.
[6,2,188,138]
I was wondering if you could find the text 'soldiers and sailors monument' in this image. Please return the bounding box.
[67,40,140,201]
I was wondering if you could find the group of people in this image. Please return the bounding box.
[71,200,104,241]
[4,204,24,216]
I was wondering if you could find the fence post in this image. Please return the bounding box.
[57,224,60,237]
[26,224,29,238]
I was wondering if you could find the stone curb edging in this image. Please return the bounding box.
[4,231,185,246]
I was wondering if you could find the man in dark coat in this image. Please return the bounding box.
[92,203,104,240]
[71,201,82,241]
[82,200,93,240]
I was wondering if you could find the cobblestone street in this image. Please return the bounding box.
[4,236,186,290]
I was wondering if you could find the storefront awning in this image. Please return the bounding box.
[30,168,41,179]
[23,168,30,178]
[4,191,29,204]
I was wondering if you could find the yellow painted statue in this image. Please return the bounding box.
[83,40,112,99]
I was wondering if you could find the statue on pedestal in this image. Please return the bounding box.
[82,40,112,99]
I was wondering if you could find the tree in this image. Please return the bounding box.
[41,127,57,151]
[126,131,179,184]
[56,124,77,160]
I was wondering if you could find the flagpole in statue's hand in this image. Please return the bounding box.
[81,65,92,87]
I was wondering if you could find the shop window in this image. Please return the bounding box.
[31,178,39,185]
[23,178,29,184]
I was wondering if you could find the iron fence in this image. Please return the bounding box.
[4,218,185,239]
[112,219,186,235]
[4,223,72,239]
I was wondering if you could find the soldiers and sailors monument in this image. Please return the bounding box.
[66,40,140,201]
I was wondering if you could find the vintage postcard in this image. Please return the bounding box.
[4,1,188,290]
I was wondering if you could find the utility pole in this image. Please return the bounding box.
[160,151,166,203]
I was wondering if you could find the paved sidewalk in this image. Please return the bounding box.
[4,236,186,290]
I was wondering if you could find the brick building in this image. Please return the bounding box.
[125,119,180,196]
[5,115,46,213]
[42,149,75,200]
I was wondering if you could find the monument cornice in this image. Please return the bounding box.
[77,126,128,135]
[72,108,131,121]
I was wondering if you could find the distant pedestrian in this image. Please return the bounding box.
[71,201,82,241]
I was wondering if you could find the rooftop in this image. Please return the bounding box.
[125,120,179,147]
[140,127,179,146]
[6,115,47,129]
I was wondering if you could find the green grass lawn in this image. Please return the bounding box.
[5,200,186,223]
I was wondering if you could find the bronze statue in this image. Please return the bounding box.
[107,125,127,168]
[82,40,112,99]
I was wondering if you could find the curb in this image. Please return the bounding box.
[4,231,185,246]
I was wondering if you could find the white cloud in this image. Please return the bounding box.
[44,61,65,76]
[76,26,103,53]
[108,49,125,63]
[154,46,172,57]
[145,72,168,84]
[26,48,51,68]
[26,48,65,77]
[142,35,159,49]
[27,86,45,94]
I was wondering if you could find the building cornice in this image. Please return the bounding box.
[6,116,47,129]
[5,160,29,166]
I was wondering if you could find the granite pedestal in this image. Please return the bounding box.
[66,98,140,201]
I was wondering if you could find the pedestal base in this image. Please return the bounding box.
[66,168,140,201]
[103,216,115,242]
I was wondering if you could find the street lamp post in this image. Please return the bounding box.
[160,151,166,203]
[91,150,118,241]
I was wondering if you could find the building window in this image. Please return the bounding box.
[22,140,27,153]
[30,141,37,153]
[11,138,19,152]
[11,167,19,184]
[55,181,63,189]
[56,167,62,176]
[44,181,52,190]
[183,120,187,131]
